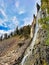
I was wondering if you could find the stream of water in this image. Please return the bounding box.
[21,10,41,65]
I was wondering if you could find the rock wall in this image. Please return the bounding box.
[23,29,49,65]
[32,29,49,65]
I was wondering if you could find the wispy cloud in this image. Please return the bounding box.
[7,16,19,29]
[15,0,25,15]
[18,9,25,15]
[0,0,41,35]
[0,9,7,18]
[15,1,20,8]
[11,16,19,26]
[0,8,8,28]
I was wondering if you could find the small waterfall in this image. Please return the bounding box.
[21,10,41,65]
[21,54,29,65]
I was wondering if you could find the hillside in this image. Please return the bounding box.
[0,35,32,65]
[0,25,32,65]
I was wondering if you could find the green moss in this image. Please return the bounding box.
[38,16,49,45]
[38,16,49,30]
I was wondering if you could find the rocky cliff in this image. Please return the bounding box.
[21,28,49,65]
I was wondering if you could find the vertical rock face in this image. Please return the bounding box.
[32,29,49,65]
[30,15,36,38]
[23,29,49,65]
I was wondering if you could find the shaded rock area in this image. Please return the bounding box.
[22,29,49,65]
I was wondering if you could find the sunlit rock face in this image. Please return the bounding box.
[30,16,36,38]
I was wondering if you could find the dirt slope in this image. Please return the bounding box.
[0,36,31,65]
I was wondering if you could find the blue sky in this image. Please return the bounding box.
[0,0,41,34]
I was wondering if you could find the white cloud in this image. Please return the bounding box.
[0,16,19,35]
[7,16,19,29]
[35,0,41,5]
[0,30,8,34]
[0,8,7,27]
[23,17,33,26]
[12,16,19,25]
[15,1,25,15]
[12,16,18,22]
[0,29,15,36]
[15,1,20,8]
[0,9,7,18]
[0,19,8,30]
[0,19,3,25]
[18,9,25,15]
